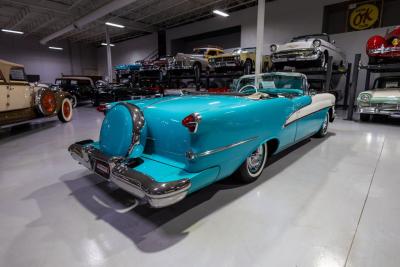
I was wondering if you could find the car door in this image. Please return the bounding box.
[291,95,314,141]
[7,67,32,111]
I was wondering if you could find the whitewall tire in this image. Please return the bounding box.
[315,112,329,138]
[58,98,73,123]
[235,143,267,183]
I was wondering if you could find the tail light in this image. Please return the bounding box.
[182,113,201,133]
[366,35,385,54]
[97,104,111,114]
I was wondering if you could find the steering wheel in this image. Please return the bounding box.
[238,84,258,94]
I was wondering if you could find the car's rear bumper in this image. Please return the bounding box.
[68,140,191,208]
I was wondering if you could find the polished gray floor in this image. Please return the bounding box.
[1,107,400,267]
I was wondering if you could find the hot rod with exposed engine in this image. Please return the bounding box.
[0,59,73,127]
[69,72,335,208]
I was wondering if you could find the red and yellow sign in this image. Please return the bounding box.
[349,3,380,30]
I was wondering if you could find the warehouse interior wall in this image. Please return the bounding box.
[0,35,97,83]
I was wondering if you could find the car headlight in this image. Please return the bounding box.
[359,93,372,102]
[270,44,277,53]
[312,39,321,48]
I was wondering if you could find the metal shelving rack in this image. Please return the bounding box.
[275,56,352,107]
[346,54,400,120]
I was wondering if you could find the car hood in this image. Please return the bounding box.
[175,53,204,59]
[276,40,315,52]
[361,89,400,103]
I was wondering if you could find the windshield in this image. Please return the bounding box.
[373,77,400,89]
[193,48,207,55]
[291,34,329,42]
[233,47,255,54]
[236,74,305,92]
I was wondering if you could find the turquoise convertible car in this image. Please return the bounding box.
[69,72,335,208]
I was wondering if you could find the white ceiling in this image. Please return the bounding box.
[0,0,258,45]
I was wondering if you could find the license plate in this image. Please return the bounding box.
[94,160,110,179]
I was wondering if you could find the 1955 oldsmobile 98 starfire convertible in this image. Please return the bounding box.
[69,72,335,208]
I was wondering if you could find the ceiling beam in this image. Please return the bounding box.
[3,6,31,29]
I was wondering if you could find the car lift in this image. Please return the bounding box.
[275,56,352,107]
[346,54,400,120]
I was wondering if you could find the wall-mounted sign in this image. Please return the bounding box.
[349,2,380,31]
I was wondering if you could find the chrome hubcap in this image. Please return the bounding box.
[322,114,328,134]
[247,145,264,174]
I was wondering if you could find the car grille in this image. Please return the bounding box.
[370,103,400,110]
[214,56,236,63]
[273,49,316,58]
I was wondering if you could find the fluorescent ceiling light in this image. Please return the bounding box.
[105,22,125,28]
[101,43,115,47]
[213,10,229,17]
[1,29,24,34]
[49,46,63,50]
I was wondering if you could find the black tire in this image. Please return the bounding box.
[234,143,267,183]
[360,113,371,122]
[244,59,252,75]
[314,112,329,138]
[70,95,78,108]
[57,98,73,123]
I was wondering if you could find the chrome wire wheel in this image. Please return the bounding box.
[235,143,268,183]
[322,113,329,135]
[246,143,267,178]
[247,145,265,175]
[315,112,329,138]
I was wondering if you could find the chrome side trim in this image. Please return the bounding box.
[186,136,258,160]
[116,102,145,157]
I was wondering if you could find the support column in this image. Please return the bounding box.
[105,26,113,82]
[255,0,265,78]
[158,30,166,58]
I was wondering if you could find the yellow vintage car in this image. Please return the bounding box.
[208,47,271,74]
[0,59,73,126]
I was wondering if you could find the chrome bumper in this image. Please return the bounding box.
[68,141,191,208]
[272,50,321,63]
[358,107,400,118]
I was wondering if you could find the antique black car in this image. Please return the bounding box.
[92,81,161,106]
[55,76,100,107]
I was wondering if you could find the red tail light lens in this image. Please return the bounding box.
[182,113,201,133]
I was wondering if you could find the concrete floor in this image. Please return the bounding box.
[1,106,400,267]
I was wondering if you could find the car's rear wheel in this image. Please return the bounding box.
[314,112,329,138]
[360,113,371,122]
[234,143,267,183]
[58,98,73,123]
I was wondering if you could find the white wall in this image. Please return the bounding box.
[97,0,395,92]
[0,35,97,83]
[97,33,157,79]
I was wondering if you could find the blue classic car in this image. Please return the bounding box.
[69,72,335,208]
